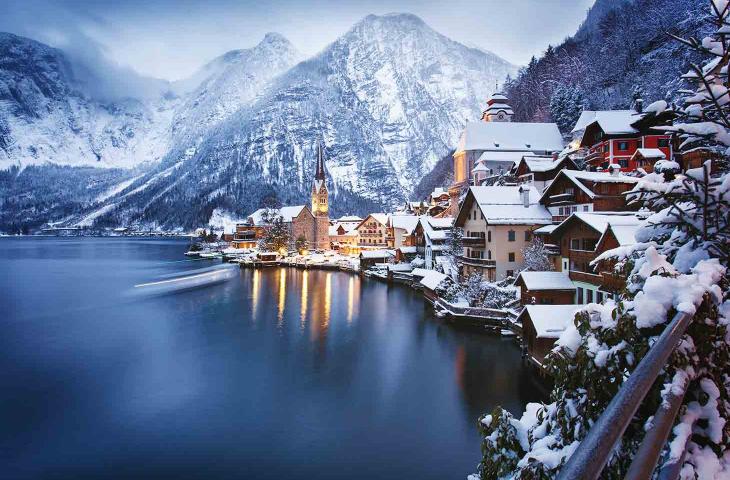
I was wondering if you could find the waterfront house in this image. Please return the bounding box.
[356,214,390,248]
[513,271,576,306]
[414,216,454,270]
[539,169,640,223]
[359,249,395,271]
[329,216,362,251]
[455,185,552,281]
[519,304,580,369]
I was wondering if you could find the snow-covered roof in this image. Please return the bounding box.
[477,150,531,164]
[487,93,509,103]
[419,270,449,291]
[607,224,639,246]
[570,212,643,234]
[472,162,490,172]
[632,148,666,160]
[571,110,643,134]
[430,187,449,199]
[338,215,363,222]
[457,121,564,153]
[544,170,640,201]
[360,249,394,259]
[484,103,514,114]
[388,263,413,272]
[357,213,389,229]
[520,305,580,339]
[515,271,576,291]
[533,224,558,235]
[469,186,552,225]
[398,246,417,254]
[247,205,306,225]
[390,214,419,234]
[522,156,563,173]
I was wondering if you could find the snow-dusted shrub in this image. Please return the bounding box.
[473,2,730,477]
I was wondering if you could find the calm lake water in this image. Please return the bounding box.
[1,237,545,479]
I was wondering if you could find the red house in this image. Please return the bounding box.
[573,109,673,172]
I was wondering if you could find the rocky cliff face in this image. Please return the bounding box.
[0,15,516,230]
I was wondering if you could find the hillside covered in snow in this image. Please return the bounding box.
[0,14,516,231]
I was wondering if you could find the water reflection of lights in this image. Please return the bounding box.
[323,272,332,328]
[347,276,355,324]
[300,270,308,329]
[252,269,260,322]
[277,268,286,327]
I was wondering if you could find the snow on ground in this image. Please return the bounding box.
[208,208,244,234]
[75,203,117,227]
[94,175,145,203]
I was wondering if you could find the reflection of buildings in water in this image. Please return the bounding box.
[347,275,358,324]
[277,268,286,327]
[309,271,332,345]
[251,269,261,322]
[300,270,308,329]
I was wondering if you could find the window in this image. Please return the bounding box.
[506,270,514,278]
[508,252,515,262]
[559,207,564,215]
[571,238,580,250]
[603,144,609,153]
[565,187,575,195]
[597,292,604,303]
[583,205,589,212]
[587,289,594,303]
[487,250,492,259]
[508,230,516,242]
[525,231,531,241]
[657,138,669,148]
[487,231,492,242]
[618,141,629,151]
[577,288,584,304]
[619,159,629,168]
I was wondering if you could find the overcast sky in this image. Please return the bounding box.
[2,0,595,81]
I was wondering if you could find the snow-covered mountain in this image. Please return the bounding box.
[0,32,174,170]
[0,14,516,231]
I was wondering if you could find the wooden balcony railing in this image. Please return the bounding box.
[462,236,486,247]
[457,255,496,268]
[569,270,602,285]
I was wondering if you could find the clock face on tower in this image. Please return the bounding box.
[498,112,505,120]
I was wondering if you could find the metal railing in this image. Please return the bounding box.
[557,311,693,480]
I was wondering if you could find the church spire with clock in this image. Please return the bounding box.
[311,142,330,250]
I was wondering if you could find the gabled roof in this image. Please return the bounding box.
[519,305,580,339]
[551,212,643,240]
[572,110,643,134]
[516,155,575,174]
[417,215,453,242]
[477,150,530,164]
[540,169,640,202]
[461,186,552,226]
[389,214,419,234]
[356,213,389,229]
[247,205,307,225]
[632,148,666,160]
[514,271,576,291]
[359,249,394,259]
[337,215,363,222]
[457,121,564,153]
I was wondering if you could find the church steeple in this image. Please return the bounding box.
[310,141,330,251]
[315,142,326,181]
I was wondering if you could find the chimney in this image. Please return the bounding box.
[635,98,644,113]
[519,186,530,208]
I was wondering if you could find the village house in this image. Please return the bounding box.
[549,212,643,303]
[450,92,563,210]
[518,305,580,370]
[414,216,453,270]
[387,214,419,248]
[329,218,361,252]
[427,187,451,217]
[513,271,576,306]
[512,154,579,193]
[455,185,552,281]
[539,169,640,223]
[573,107,673,172]
[356,213,390,248]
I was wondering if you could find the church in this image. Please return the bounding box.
[233,143,331,251]
[451,91,564,187]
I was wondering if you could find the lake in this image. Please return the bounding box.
[0,237,545,479]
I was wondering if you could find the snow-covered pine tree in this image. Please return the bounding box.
[258,208,290,252]
[549,84,588,135]
[471,1,729,477]
[521,237,554,272]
